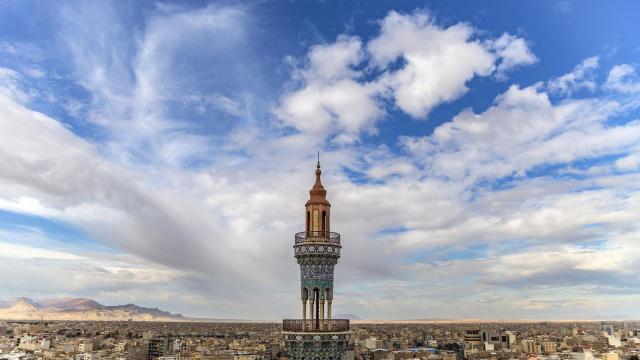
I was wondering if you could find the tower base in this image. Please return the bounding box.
[283,331,351,360]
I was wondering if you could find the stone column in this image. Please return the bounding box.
[309,299,314,320]
[302,299,307,320]
[327,300,332,319]
[319,299,325,330]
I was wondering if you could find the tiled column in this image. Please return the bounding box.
[302,299,307,320]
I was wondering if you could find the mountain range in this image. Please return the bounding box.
[0,297,369,322]
[0,297,186,321]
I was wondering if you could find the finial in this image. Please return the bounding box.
[317,150,320,169]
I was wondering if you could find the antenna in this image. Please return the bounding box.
[317,150,320,168]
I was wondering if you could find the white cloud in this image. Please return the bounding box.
[615,152,640,171]
[306,35,364,82]
[206,94,244,117]
[369,11,496,118]
[275,36,383,142]
[604,64,640,93]
[276,79,382,141]
[401,84,635,182]
[548,56,599,95]
[58,3,258,165]
[0,41,42,60]
[0,67,29,102]
[0,242,84,261]
[0,89,244,284]
[367,162,416,180]
[275,10,536,142]
[488,33,538,79]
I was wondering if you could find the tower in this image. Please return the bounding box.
[283,160,350,360]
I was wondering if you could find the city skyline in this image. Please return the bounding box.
[0,0,639,320]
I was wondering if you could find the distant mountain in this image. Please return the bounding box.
[40,297,103,311]
[0,297,186,321]
[334,313,361,320]
[7,297,41,308]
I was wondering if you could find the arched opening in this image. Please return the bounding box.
[301,287,309,321]
[322,210,326,234]
[325,287,332,319]
[314,288,320,329]
[306,211,310,233]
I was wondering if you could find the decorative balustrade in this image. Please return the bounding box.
[282,319,349,332]
[295,231,341,245]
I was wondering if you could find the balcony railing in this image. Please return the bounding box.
[295,231,341,245]
[282,319,349,332]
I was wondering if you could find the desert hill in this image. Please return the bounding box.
[0,297,186,321]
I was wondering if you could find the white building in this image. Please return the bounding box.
[606,335,621,347]
[571,349,594,360]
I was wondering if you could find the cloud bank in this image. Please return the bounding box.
[0,4,638,320]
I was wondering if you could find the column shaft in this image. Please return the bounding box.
[327,300,332,320]
[302,299,307,320]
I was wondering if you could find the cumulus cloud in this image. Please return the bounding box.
[488,33,538,79]
[604,64,640,93]
[275,36,383,144]
[400,84,635,182]
[548,56,599,95]
[275,10,536,142]
[369,11,496,118]
[305,36,365,82]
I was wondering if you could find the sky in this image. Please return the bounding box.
[0,0,639,320]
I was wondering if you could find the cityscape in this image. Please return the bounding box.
[1,320,640,360]
[1,1,640,360]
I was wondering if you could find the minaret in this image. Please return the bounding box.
[283,160,351,360]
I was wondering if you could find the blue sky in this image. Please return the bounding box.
[0,0,639,320]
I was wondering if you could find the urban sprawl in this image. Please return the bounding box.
[0,320,639,360]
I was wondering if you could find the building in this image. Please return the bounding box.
[146,338,174,360]
[40,339,51,351]
[602,323,615,336]
[114,342,128,353]
[79,341,94,353]
[282,161,351,359]
[504,331,517,348]
[605,335,621,348]
[603,353,619,360]
[571,350,594,360]
[521,339,536,354]
[364,338,383,350]
[541,340,557,354]
[480,330,514,350]
[17,335,36,351]
[464,330,482,347]
[442,351,458,360]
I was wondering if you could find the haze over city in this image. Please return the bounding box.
[0,0,639,323]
